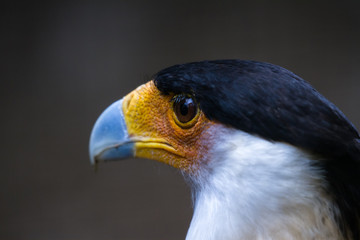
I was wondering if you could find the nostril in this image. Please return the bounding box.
[123,92,134,112]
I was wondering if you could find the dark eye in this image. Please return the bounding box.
[173,95,198,124]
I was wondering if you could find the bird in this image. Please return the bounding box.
[89,60,360,240]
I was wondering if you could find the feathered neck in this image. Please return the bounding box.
[185,129,343,240]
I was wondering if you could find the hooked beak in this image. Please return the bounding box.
[89,99,134,165]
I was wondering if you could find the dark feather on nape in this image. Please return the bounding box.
[154,60,359,158]
[153,59,360,239]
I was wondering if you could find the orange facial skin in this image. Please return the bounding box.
[122,81,216,173]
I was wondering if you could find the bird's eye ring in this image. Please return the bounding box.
[171,94,199,128]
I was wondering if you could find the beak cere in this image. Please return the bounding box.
[89,99,134,165]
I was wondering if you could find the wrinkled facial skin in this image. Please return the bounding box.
[122,81,216,173]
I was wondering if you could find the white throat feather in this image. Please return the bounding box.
[185,127,343,240]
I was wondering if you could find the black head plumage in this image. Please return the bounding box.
[155,60,359,158]
[154,60,360,239]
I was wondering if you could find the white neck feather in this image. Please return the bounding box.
[186,129,342,240]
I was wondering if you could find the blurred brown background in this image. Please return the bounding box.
[1,0,360,239]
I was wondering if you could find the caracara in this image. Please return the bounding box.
[89,60,360,240]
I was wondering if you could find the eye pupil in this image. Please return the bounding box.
[180,100,189,116]
[173,96,198,124]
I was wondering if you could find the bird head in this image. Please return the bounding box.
[89,60,360,239]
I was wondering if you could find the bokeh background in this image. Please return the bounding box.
[1,0,360,239]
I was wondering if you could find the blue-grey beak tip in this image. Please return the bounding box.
[89,99,134,165]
